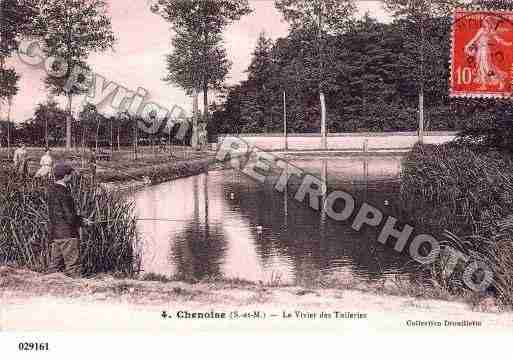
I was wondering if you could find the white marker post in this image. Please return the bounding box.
[283,90,288,151]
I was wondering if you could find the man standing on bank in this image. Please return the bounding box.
[47,163,92,277]
[13,142,28,179]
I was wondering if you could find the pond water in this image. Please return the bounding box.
[133,156,417,285]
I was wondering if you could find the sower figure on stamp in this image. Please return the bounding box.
[47,162,92,277]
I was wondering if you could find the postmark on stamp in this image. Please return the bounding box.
[450,10,513,98]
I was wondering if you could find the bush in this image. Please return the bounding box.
[401,143,513,306]
[0,168,141,277]
[402,143,513,237]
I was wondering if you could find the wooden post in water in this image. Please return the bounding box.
[204,169,209,240]
[284,162,288,228]
[320,159,327,237]
[363,158,369,199]
[192,88,199,151]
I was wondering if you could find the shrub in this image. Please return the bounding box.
[402,143,513,237]
[401,143,513,306]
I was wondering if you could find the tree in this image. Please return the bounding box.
[213,13,467,134]
[78,103,101,151]
[0,0,37,153]
[115,111,131,151]
[275,0,356,148]
[384,0,462,142]
[151,0,252,146]
[0,67,19,153]
[0,0,37,69]
[240,32,280,133]
[36,0,115,151]
[468,0,513,10]
[165,30,230,147]
[30,100,68,146]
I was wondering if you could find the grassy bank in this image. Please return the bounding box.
[0,146,214,185]
[401,143,513,307]
[0,166,141,277]
[0,265,502,313]
[2,266,506,331]
[95,157,210,184]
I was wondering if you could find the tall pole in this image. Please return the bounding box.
[283,90,288,151]
[284,162,288,228]
[419,87,424,144]
[168,122,172,156]
[7,98,11,160]
[45,117,49,148]
[320,94,327,149]
[149,112,157,158]
[110,116,113,154]
[318,3,327,150]
[418,4,425,145]
[95,117,99,153]
[66,95,72,151]
[192,88,199,151]
[117,114,121,152]
[133,116,138,160]
[321,159,327,230]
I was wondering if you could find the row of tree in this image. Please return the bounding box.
[212,0,513,134]
[0,102,194,148]
[1,0,256,149]
[0,0,115,150]
[3,0,513,147]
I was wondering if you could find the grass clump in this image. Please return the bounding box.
[401,142,513,308]
[141,272,172,283]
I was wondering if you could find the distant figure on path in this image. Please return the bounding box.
[35,147,53,180]
[47,162,92,277]
[159,137,167,152]
[13,142,28,179]
[465,15,513,90]
[198,122,207,150]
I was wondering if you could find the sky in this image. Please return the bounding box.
[5,0,391,123]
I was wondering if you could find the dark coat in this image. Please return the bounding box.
[47,183,83,240]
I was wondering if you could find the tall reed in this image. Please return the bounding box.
[401,143,513,306]
[0,165,141,277]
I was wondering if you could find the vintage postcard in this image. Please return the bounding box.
[1,0,513,357]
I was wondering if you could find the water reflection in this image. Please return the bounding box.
[133,156,412,284]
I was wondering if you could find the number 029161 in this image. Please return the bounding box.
[18,342,49,351]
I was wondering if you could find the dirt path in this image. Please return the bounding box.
[1,267,512,332]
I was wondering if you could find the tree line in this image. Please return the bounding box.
[1,0,252,149]
[0,102,193,148]
[3,0,513,148]
[212,0,513,135]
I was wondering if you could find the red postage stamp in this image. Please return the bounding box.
[451,10,513,98]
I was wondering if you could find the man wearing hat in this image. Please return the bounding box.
[47,162,92,277]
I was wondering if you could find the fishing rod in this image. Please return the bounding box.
[86,217,340,230]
